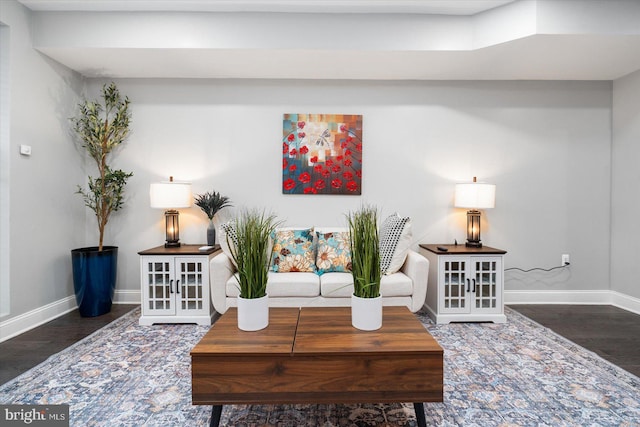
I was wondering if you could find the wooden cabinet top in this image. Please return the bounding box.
[419,243,506,255]
[138,244,221,256]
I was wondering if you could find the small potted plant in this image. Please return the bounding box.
[70,82,133,317]
[227,209,280,331]
[347,205,382,330]
[194,191,232,245]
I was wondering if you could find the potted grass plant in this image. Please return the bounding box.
[228,209,280,331]
[194,191,232,246]
[70,82,133,317]
[347,205,382,330]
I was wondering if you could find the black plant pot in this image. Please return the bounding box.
[207,225,216,246]
[71,246,118,317]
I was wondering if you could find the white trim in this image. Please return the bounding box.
[504,289,640,315]
[0,291,142,343]
[0,296,77,343]
[504,290,611,305]
[610,291,640,315]
[2,290,636,342]
[113,289,141,304]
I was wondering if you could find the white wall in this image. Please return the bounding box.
[81,78,612,298]
[0,0,624,332]
[612,69,640,300]
[1,22,10,317]
[0,1,84,328]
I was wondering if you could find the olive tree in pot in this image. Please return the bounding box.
[70,83,133,317]
[227,209,280,331]
[347,205,382,331]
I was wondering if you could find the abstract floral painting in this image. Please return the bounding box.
[282,114,363,195]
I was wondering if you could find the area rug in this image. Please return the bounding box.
[1,307,638,426]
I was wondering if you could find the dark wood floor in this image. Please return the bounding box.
[0,304,137,385]
[510,304,640,377]
[0,304,638,386]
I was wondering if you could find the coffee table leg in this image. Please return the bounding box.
[413,402,426,427]
[210,405,223,427]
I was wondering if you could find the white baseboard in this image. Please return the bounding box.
[2,290,636,343]
[610,291,640,315]
[0,296,77,343]
[0,290,142,343]
[504,289,640,315]
[113,289,141,304]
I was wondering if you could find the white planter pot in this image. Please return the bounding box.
[237,294,269,331]
[351,294,382,331]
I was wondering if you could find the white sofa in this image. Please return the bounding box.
[209,248,429,314]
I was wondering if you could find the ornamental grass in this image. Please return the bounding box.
[347,205,381,299]
[229,209,280,299]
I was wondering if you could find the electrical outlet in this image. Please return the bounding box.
[562,254,570,266]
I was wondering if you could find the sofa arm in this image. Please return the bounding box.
[210,252,236,314]
[400,249,430,312]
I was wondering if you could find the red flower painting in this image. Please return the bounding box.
[282,114,363,195]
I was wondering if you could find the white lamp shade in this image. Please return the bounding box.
[150,181,192,209]
[454,182,496,209]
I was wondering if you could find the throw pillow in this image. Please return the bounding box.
[219,221,239,267]
[270,228,316,273]
[316,231,352,274]
[379,213,412,275]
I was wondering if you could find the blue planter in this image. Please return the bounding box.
[71,246,118,317]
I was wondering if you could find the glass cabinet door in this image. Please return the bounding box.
[176,257,207,315]
[471,257,502,314]
[440,257,469,313]
[143,257,176,315]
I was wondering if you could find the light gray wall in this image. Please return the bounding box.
[82,78,612,297]
[0,1,84,322]
[1,22,10,316]
[611,69,640,299]
[0,0,624,326]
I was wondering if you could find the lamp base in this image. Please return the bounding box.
[163,209,181,248]
[465,210,483,249]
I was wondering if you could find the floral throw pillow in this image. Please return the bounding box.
[316,231,352,274]
[270,228,316,272]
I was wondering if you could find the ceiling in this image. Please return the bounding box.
[16,0,640,81]
[18,0,516,15]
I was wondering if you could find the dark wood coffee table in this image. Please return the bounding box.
[191,306,443,427]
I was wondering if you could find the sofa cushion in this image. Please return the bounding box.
[320,271,413,298]
[316,231,352,274]
[269,228,316,272]
[226,272,320,298]
[379,213,412,275]
[380,271,413,297]
[320,272,354,298]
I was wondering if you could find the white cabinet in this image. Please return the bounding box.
[138,245,219,325]
[419,244,506,324]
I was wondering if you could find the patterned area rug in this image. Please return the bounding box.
[1,307,639,426]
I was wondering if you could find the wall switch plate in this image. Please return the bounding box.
[19,144,32,156]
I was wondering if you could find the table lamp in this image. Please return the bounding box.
[150,176,192,247]
[454,177,495,248]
